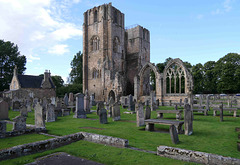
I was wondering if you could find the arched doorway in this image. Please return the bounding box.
[108,90,115,102]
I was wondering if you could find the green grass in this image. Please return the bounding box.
[1,106,239,164]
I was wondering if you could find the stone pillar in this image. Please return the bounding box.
[184,104,193,135]
[74,93,86,119]
[136,101,145,127]
[35,102,45,128]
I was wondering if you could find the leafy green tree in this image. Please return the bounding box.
[192,63,204,94]
[51,75,64,89]
[0,40,26,91]
[203,61,217,93]
[69,51,83,84]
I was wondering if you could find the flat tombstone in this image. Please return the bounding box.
[46,104,55,122]
[12,101,20,111]
[13,115,26,131]
[0,121,6,133]
[145,106,151,120]
[74,93,86,118]
[35,102,45,128]
[0,100,9,120]
[20,105,28,117]
[97,102,104,116]
[99,108,108,124]
[170,125,179,144]
[64,93,69,106]
[184,104,193,135]
[136,101,145,127]
[112,102,121,121]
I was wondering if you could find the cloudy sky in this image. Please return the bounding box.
[0,0,239,83]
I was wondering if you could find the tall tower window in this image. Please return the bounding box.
[113,10,118,24]
[94,10,98,23]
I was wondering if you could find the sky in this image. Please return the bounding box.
[0,0,240,83]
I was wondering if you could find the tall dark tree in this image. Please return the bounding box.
[0,40,26,91]
[192,63,204,94]
[203,61,217,93]
[51,75,64,89]
[69,51,83,84]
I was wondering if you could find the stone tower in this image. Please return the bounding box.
[83,3,150,102]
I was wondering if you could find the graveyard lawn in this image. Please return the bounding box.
[1,106,240,164]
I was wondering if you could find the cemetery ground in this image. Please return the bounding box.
[1,106,240,165]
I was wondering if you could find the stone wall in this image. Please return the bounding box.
[157,146,240,165]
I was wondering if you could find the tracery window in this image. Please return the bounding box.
[90,36,100,52]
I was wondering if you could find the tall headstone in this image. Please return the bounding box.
[63,93,69,106]
[46,104,55,122]
[68,93,74,106]
[97,102,104,115]
[12,101,20,111]
[220,103,223,122]
[84,89,90,114]
[20,105,28,117]
[199,95,203,107]
[51,97,56,106]
[184,104,193,135]
[206,95,210,111]
[0,121,7,133]
[35,102,45,128]
[12,115,26,131]
[0,100,9,120]
[170,125,179,144]
[150,91,157,111]
[74,93,86,118]
[112,102,121,121]
[99,108,108,124]
[136,101,145,127]
[144,105,151,120]
[128,94,134,111]
[108,97,115,117]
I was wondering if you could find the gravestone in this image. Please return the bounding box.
[145,106,151,120]
[174,104,178,110]
[179,99,182,107]
[12,101,20,111]
[199,95,203,107]
[27,104,32,112]
[170,125,179,144]
[220,103,223,122]
[90,94,96,106]
[169,100,172,106]
[68,93,74,106]
[0,121,6,133]
[51,97,56,106]
[99,108,108,124]
[108,97,115,117]
[74,93,86,118]
[20,105,28,117]
[35,102,45,128]
[150,91,157,111]
[206,95,210,111]
[184,98,188,105]
[32,98,38,108]
[97,102,104,115]
[0,100,9,120]
[136,101,145,127]
[46,104,55,122]
[63,93,69,106]
[84,89,90,114]
[12,115,26,131]
[184,104,193,135]
[128,94,134,111]
[112,102,121,121]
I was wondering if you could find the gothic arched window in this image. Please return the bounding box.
[90,36,100,52]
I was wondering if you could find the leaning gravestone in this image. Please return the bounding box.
[12,101,21,111]
[0,100,9,120]
[84,89,90,114]
[63,93,69,106]
[99,108,108,124]
[73,93,86,118]
[136,101,145,127]
[35,102,45,128]
[184,103,193,135]
[97,102,104,115]
[20,105,28,117]
[112,102,121,121]
[0,121,6,133]
[145,105,151,120]
[170,125,179,144]
[12,115,26,131]
[46,104,55,122]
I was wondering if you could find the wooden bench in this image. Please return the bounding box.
[156,110,183,120]
[145,119,184,134]
[213,107,238,117]
[192,109,208,116]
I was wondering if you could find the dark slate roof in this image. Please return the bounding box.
[17,75,55,89]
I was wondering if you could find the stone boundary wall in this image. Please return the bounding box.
[157,146,240,165]
[0,132,128,161]
[0,128,46,138]
[81,132,129,148]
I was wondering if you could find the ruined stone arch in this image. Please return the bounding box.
[90,35,100,52]
[134,62,162,100]
[163,58,193,95]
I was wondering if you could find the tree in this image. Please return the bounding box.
[192,63,204,94]
[51,75,64,89]
[0,40,26,91]
[69,51,83,84]
[203,61,217,93]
